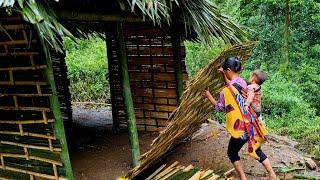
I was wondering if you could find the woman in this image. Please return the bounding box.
[202,57,276,180]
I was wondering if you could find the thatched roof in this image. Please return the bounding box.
[1,0,248,52]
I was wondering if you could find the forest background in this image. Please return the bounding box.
[63,0,320,158]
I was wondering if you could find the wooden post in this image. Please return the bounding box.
[43,50,74,179]
[115,22,140,167]
[105,33,120,132]
[171,30,184,103]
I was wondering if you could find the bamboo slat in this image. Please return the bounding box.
[0,39,37,45]
[0,166,66,180]
[0,65,47,71]
[0,94,51,97]
[0,24,25,30]
[0,106,51,112]
[1,153,62,166]
[0,141,62,152]
[0,52,39,57]
[0,119,55,124]
[0,131,56,140]
[0,81,47,85]
[127,42,256,178]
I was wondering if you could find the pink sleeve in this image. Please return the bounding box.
[215,92,225,112]
[245,85,255,106]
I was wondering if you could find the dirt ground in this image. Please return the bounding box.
[70,106,158,179]
[70,130,157,179]
[69,107,320,180]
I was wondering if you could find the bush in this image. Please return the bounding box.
[185,40,227,77]
[184,40,320,154]
[64,37,109,103]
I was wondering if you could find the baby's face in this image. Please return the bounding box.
[249,74,256,83]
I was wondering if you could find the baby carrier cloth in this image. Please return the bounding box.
[223,83,268,160]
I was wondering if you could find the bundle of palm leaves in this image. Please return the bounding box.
[126,42,256,179]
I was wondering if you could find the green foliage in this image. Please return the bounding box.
[184,0,320,154]
[64,37,109,103]
[185,40,227,78]
[1,0,74,52]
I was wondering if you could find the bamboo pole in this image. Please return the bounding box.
[42,47,74,179]
[115,22,140,167]
[105,33,120,132]
[171,29,184,103]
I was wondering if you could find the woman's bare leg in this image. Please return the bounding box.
[233,160,247,180]
[261,158,276,180]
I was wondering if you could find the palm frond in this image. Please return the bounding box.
[1,0,74,53]
[129,0,248,44]
[1,0,248,51]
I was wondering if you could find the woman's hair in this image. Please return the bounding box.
[252,70,267,85]
[221,56,242,73]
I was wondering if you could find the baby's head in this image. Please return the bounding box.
[249,70,267,85]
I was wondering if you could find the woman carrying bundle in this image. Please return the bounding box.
[202,57,276,180]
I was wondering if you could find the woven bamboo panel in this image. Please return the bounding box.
[0,16,67,179]
[107,23,188,131]
[51,52,72,125]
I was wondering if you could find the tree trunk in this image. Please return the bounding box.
[284,0,290,65]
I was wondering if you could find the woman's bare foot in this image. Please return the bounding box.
[261,158,277,180]
[268,172,277,180]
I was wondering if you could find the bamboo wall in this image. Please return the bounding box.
[107,24,188,131]
[0,16,69,179]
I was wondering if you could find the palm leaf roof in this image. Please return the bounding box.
[0,0,248,52]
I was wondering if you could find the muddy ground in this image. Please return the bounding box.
[70,107,319,180]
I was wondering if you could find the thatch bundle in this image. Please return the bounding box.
[144,161,223,180]
[127,42,256,178]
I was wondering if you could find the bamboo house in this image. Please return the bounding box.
[0,0,247,179]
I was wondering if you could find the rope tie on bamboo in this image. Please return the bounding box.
[30,53,35,64]
[24,147,30,160]
[18,123,24,136]
[30,175,35,180]
[9,70,14,85]
[0,154,4,168]
[53,164,59,179]
[13,95,18,108]
[48,133,54,152]
[36,84,42,95]
[42,111,48,124]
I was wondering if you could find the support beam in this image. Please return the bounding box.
[115,22,140,167]
[105,33,120,132]
[57,11,148,23]
[43,50,74,179]
[171,30,184,103]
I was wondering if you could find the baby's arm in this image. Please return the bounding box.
[245,85,255,107]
